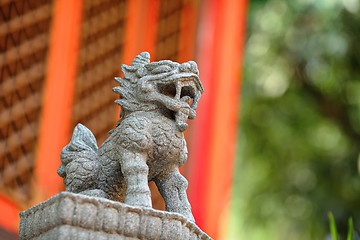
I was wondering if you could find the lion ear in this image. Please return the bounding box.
[121,64,132,78]
[121,52,150,80]
[121,64,138,82]
[130,52,150,67]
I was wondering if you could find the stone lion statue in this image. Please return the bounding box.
[57,52,203,222]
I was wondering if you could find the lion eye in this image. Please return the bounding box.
[152,65,172,74]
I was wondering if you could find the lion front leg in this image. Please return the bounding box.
[120,149,152,208]
[154,169,194,222]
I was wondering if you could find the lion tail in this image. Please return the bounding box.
[58,124,99,190]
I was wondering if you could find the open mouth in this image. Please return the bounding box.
[155,74,202,131]
[157,82,195,105]
[156,74,201,106]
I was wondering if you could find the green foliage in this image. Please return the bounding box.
[230,0,360,239]
[347,217,354,240]
[328,212,338,240]
[328,212,357,240]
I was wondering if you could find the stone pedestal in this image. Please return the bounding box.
[19,192,212,240]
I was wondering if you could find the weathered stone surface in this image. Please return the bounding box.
[19,53,211,239]
[57,52,203,222]
[19,192,212,240]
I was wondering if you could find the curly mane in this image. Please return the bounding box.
[112,53,156,123]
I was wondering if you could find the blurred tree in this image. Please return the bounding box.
[231,0,360,239]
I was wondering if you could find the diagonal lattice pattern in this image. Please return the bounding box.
[0,0,190,213]
[155,0,183,62]
[71,0,127,145]
[0,0,53,207]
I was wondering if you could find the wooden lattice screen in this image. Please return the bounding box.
[71,0,127,145]
[0,0,54,208]
[155,0,183,61]
[0,0,203,235]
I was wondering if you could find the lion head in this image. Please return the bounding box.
[113,52,203,132]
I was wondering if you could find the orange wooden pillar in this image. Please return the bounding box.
[0,194,20,234]
[122,0,160,65]
[178,0,200,63]
[187,0,248,239]
[35,0,83,202]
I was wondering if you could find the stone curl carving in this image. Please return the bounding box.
[57,52,203,222]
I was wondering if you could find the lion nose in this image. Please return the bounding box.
[179,61,198,74]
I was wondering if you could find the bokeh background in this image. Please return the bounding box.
[230,0,360,239]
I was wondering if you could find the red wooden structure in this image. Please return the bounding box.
[0,0,247,239]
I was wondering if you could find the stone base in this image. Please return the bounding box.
[19,192,212,240]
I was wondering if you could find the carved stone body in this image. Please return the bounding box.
[57,52,203,222]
